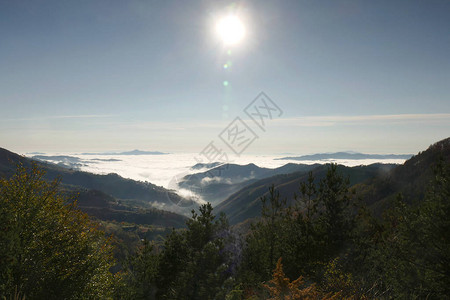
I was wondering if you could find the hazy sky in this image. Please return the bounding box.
[1,0,449,155]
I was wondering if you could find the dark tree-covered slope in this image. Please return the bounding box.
[215,163,397,224]
[217,137,450,224]
[356,137,450,215]
[0,147,187,227]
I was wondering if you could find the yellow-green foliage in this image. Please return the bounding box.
[0,164,117,299]
[321,258,368,299]
[262,258,341,300]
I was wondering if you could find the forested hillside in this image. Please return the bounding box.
[1,138,449,299]
[117,138,449,299]
[180,163,320,205]
[0,147,188,227]
[215,163,397,224]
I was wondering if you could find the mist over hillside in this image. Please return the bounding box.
[2,137,449,299]
[28,151,410,189]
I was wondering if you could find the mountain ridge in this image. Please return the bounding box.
[215,163,397,224]
[179,162,320,205]
[215,137,450,224]
[276,152,413,161]
[0,147,189,227]
[80,149,168,155]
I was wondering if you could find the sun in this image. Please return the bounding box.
[216,15,245,46]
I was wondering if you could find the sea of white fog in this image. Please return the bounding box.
[24,152,408,189]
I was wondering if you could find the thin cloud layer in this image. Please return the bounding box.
[274,113,450,127]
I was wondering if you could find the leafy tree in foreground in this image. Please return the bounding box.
[161,204,236,299]
[239,186,289,287]
[122,203,235,299]
[0,164,116,299]
[345,157,450,298]
[240,164,356,289]
[317,165,354,255]
[377,159,450,298]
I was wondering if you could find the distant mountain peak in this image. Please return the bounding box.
[191,162,222,170]
[80,150,169,155]
[276,152,413,161]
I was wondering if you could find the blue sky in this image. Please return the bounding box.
[1,0,449,155]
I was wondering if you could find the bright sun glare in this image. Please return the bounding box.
[216,15,245,46]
